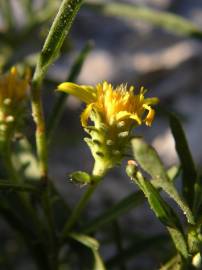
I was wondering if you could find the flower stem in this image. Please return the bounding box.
[63,182,100,234]
[62,162,108,236]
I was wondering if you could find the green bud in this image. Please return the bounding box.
[126,160,138,179]
[69,171,92,186]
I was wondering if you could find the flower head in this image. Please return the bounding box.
[58,81,158,173]
[58,81,158,127]
[0,67,30,141]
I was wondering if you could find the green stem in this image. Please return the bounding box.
[31,0,84,181]
[62,162,107,236]
[63,181,100,235]
[31,79,48,181]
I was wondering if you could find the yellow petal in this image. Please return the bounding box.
[116,111,132,121]
[145,109,155,126]
[10,66,17,76]
[116,111,142,125]
[80,103,94,126]
[57,82,97,104]
[129,114,142,125]
[143,104,155,126]
[144,97,159,105]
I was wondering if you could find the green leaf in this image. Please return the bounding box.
[82,191,144,233]
[92,250,106,270]
[85,1,202,39]
[167,165,181,182]
[167,227,189,260]
[129,170,189,259]
[130,171,181,228]
[0,180,37,192]
[69,232,99,250]
[160,255,182,270]
[69,232,106,270]
[169,113,197,207]
[131,138,195,225]
[33,0,84,83]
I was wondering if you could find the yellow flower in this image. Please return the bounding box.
[58,81,158,128]
[0,67,29,108]
[0,67,30,141]
[58,81,158,172]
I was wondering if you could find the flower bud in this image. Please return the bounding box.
[126,160,138,179]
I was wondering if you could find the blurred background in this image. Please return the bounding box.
[1,0,202,269]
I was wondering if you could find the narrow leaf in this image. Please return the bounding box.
[33,0,84,83]
[93,250,106,270]
[167,227,189,260]
[130,171,189,259]
[69,232,106,270]
[131,138,195,225]
[160,255,182,270]
[169,113,197,207]
[69,232,99,250]
[85,1,202,39]
[0,181,37,192]
[131,172,181,228]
